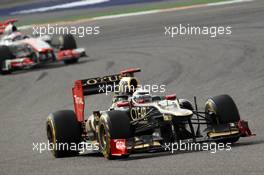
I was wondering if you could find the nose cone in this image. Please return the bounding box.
[158,100,193,117]
[178,108,193,116]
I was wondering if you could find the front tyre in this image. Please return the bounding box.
[46,110,82,158]
[60,34,79,65]
[51,34,79,65]
[205,94,240,143]
[51,34,77,50]
[98,111,132,159]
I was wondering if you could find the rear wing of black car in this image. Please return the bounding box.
[72,68,141,122]
[80,73,121,95]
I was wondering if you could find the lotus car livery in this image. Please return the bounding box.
[46,68,254,159]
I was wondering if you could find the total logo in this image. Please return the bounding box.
[115,140,126,150]
[74,95,84,105]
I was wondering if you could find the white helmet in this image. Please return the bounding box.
[132,88,151,103]
[4,23,17,35]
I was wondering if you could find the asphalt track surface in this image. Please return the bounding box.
[1,0,264,175]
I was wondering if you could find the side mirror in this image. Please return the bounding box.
[116,101,130,107]
[165,94,176,100]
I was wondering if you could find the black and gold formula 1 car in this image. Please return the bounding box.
[46,68,254,159]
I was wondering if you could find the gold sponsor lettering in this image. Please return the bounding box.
[130,107,147,121]
[86,75,121,85]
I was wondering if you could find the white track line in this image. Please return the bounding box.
[93,9,161,20]
[207,0,254,6]
[18,0,254,29]
[12,0,110,15]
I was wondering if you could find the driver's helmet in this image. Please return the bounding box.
[4,23,17,35]
[132,88,152,103]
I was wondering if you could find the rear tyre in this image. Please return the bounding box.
[46,110,82,158]
[98,110,132,159]
[205,95,240,143]
[0,46,13,75]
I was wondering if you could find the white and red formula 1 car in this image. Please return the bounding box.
[0,19,86,75]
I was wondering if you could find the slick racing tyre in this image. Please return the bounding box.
[98,110,132,159]
[205,94,240,143]
[51,34,79,64]
[60,34,79,64]
[46,110,82,158]
[0,46,13,75]
[60,34,77,50]
[51,34,77,50]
